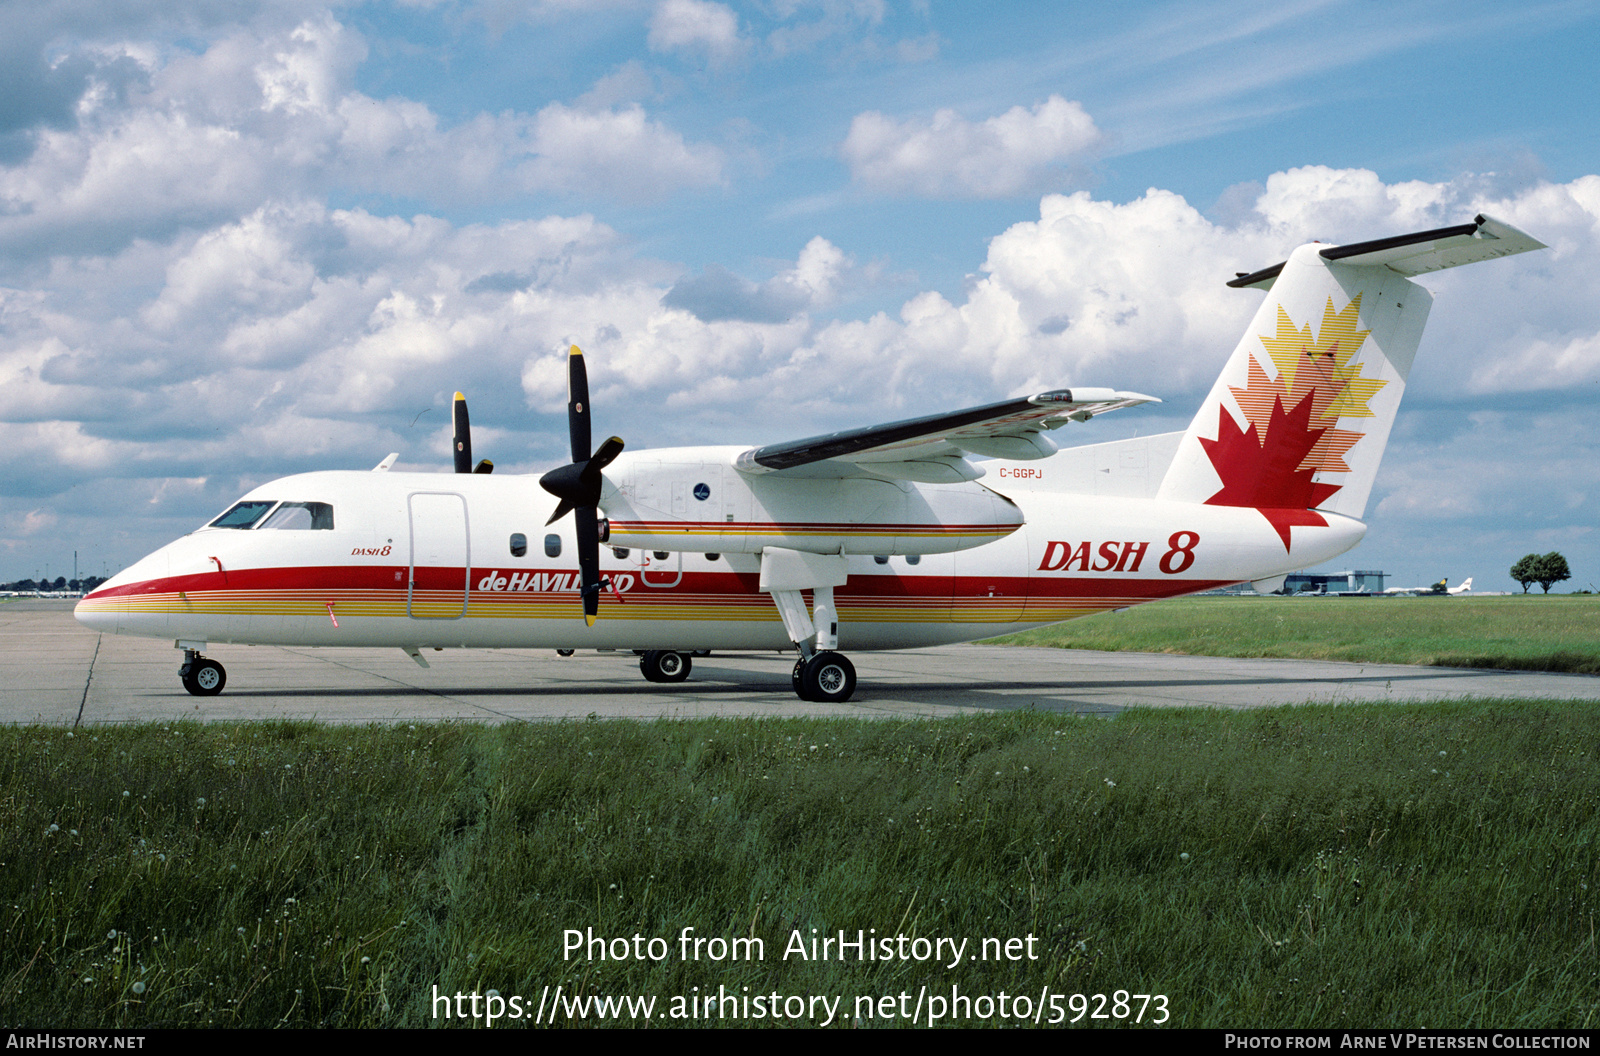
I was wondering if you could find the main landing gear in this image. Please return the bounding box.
[639,649,692,683]
[791,651,857,704]
[179,649,226,696]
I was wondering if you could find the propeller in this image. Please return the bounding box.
[539,345,624,626]
[452,392,494,474]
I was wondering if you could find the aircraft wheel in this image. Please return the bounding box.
[556,649,575,657]
[640,650,691,683]
[181,659,226,697]
[799,652,855,704]
[792,658,809,700]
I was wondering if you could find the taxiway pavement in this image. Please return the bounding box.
[6,600,1598,725]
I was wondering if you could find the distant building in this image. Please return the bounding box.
[1283,570,1386,594]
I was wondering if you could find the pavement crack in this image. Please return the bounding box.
[75,633,101,728]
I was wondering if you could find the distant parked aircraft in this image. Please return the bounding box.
[1385,577,1471,596]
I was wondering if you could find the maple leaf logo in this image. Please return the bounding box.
[1200,394,1341,550]
[1202,294,1384,551]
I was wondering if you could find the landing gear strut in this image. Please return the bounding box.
[179,649,226,696]
[639,650,692,683]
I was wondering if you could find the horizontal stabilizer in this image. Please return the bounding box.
[1228,214,1545,291]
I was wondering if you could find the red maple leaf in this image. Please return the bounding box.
[1200,391,1342,551]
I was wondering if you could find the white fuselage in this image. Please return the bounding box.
[76,450,1365,653]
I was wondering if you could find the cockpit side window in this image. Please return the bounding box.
[259,502,335,531]
[209,501,277,529]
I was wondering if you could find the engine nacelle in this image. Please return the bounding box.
[600,447,1022,556]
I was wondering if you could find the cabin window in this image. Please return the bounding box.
[873,555,889,565]
[611,547,630,560]
[258,502,335,531]
[544,534,562,558]
[209,501,276,529]
[510,533,527,558]
[905,554,921,565]
[653,551,669,560]
[705,553,720,561]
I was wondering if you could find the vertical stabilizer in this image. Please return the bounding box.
[1156,215,1543,552]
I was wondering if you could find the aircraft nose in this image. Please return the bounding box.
[74,594,117,634]
[74,548,170,635]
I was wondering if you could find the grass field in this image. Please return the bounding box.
[5,706,1599,1029]
[988,594,1600,673]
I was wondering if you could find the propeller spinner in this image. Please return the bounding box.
[539,346,624,626]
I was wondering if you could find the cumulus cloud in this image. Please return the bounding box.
[0,13,725,262]
[842,94,1103,199]
[648,0,747,64]
[661,236,851,323]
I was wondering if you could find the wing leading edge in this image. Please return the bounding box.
[733,388,1158,483]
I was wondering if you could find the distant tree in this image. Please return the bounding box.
[1511,554,1540,593]
[1535,551,1572,594]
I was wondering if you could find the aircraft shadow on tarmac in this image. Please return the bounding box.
[166,662,1487,707]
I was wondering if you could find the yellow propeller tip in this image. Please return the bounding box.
[569,345,582,356]
[584,614,597,627]
[453,391,465,401]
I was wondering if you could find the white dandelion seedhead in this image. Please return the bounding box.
[132,981,146,995]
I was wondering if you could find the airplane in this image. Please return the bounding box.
[1384,577,1473,596]
[75,215,1543,703]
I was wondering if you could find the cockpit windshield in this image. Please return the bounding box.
[259,502,335,530]
[209,501,276,529]
[207,501,335,531]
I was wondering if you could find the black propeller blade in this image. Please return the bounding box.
[452,391,494,473]
[539,345,624,626]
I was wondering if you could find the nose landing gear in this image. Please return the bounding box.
[179,649,227,696]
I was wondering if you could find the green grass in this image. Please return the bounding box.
[988,594,1600,673]
[5,708,1600,1028]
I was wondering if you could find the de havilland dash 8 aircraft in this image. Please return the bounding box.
[76,215,1544,703]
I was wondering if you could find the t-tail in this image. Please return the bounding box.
[1155,214,1545,552]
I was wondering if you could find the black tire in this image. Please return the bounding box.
[800,652,855,704]
[640,650,692,683]
[181,659,226,697]
[556,649,575,657]
[792,658,808,700]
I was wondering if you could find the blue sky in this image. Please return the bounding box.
[3,0,1599,592]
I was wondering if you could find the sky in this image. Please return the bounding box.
[2,0,1598,593]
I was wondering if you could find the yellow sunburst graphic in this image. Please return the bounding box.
[1255,293,1385,419]
[1226,293,1386,477]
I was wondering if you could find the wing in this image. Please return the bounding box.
[732,387,1158,483]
